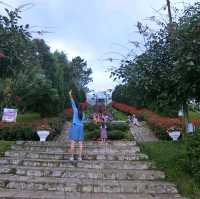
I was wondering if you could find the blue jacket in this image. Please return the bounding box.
[71,99,83,126]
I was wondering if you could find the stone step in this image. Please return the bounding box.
[0,190,187,199]
[3,158,154,170]
[0,165,165,180]
[11,144,139,153]
[15,141,137,147]
[0,175,178,193]
[4,150,147,161]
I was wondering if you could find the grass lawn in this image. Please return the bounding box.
[17,112,41,122]
[111,108,128,121]
[140,141,200,199]
[0,141,15,156]
[189,111,200,120]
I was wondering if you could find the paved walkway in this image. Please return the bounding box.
[58,121,158,143]
[130,121,158,143]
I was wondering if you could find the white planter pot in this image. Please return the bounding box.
[37,130,49,141]
[169,131,181,141]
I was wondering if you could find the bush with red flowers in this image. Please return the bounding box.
[66,100,88,121]
[112,101,182,140]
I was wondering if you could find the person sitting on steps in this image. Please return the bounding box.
[132,114,140,127]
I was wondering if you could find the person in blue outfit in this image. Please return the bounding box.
[68,89,84,161]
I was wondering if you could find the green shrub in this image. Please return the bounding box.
[47,112,66,141]
[108,130,126,140]
[84,122,133,141]
[0,125,39,141]
[137,111,148,121]
[107,123,129,132]
[84,129,99,140]
[108,129,133,140]
[17,113,41,122]
[84,123,99,132]
[140,141,200,198]
[147,122,170,140]
[0,141,15,156]
[186,130,200,183]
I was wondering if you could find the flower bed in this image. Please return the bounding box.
[66,101,88,120]
[112,101,182,140]
[0,113,65,141]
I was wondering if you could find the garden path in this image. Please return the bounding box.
[130,121,158,142]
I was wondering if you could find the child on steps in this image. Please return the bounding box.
[100,119,108,143]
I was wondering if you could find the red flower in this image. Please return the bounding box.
[112,101,182,133]
[192,119,200,127]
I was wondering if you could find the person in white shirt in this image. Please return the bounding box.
[132,114,140,127]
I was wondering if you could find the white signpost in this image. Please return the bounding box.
[2,108,17,122]
[187,123,194,134]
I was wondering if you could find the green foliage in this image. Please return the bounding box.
[47,112,66,141]
[147,122,171,140]
[17,113,41,122]
[0,8,33,78]
[0,125,39,141]
[106,123,129,132]
[140,141,200,199]
[0,141,15,156]
[189,111,200,120]
[186,130,200,184]
[84,122,99,132]
[112,2,200,117]
[0,7,92,116]
[84,122,132,141]
[107,105,128,120]
[84,129,99,140]
[107,130,132,140]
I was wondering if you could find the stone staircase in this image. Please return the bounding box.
[0,141,186,199]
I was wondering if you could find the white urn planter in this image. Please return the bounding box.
[37,130,49,141]
[168,131,181,141]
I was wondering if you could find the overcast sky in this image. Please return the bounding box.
[0,0,196,91]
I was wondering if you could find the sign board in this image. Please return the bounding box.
[169,131,181,141]
[2,108,17,122]
[187,123,194,133]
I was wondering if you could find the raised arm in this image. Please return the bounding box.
[69,90,77,110]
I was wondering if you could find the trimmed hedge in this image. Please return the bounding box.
[186,130,200,184]
[47,112,66,141]
[0,111,66,141]
[84,122,132,141]
[0,125,39,141]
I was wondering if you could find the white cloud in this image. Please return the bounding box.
[88,69,117,92]
[48,39,96,61]
[1,0,197,92]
